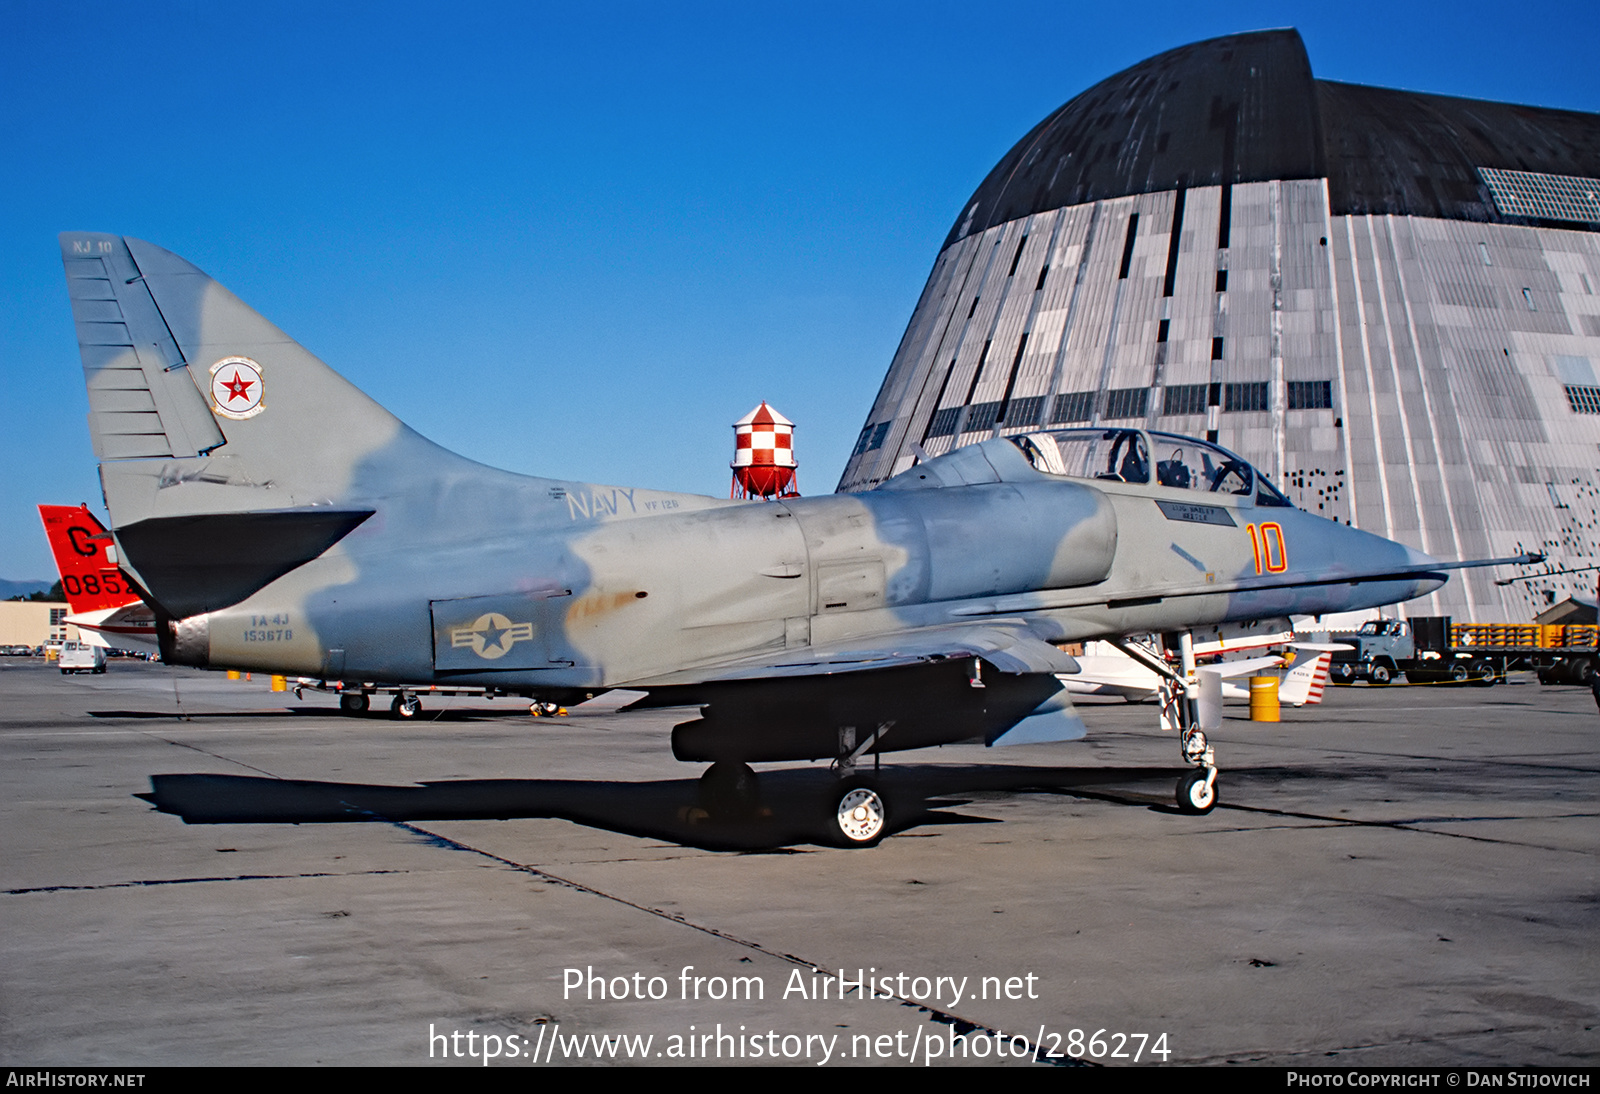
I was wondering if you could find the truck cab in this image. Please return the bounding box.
[1329,619,1413,685]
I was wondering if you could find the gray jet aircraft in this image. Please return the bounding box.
[57,233,1531,845]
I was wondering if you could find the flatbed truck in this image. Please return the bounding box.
[1327,617,1600,686]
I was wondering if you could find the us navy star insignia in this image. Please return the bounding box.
[450,612,535,659]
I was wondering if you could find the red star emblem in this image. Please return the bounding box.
[222,371,254,402]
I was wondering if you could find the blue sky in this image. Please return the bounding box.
[2,0,1596,580]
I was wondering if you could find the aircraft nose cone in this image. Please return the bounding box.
[1397,543,1447,598]
[1402,543,1444,570]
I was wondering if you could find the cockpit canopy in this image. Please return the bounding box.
[1009,428,1293,508]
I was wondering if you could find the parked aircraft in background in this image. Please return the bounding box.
[37,504,157,653]
[55,233,1534,844]
[1062,623,1344,708]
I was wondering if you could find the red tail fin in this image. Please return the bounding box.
[37,505,142,614]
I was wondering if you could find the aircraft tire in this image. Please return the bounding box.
[833,781,887,847]
[698,761,759,818]
[391,693,421,719]
[339,693,369,715]
[1176,769,1217,814]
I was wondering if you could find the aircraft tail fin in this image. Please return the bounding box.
[37,504,143,615]
[61,233,405,499]
[1280,651,1332,706]
[60,234,401,616]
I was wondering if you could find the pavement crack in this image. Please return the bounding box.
[5,869,409,895]
[1219,802,1594,853]
[1187,1022,1548,1064]
[130,728,284,780]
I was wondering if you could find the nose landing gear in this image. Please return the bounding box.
[1176,729,1218,814]
[1114,634,1222,816]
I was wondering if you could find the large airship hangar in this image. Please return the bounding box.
[838,29,1600,624]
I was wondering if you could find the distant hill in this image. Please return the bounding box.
[0,579,54,600]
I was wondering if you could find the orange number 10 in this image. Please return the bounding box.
[1247,522,1288,574]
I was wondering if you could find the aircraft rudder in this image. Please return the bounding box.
[37,504,143,615]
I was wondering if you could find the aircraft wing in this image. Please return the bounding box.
[628,622,1080,686]
[1203,655,1286,678]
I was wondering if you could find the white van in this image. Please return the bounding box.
[59,642,107,675]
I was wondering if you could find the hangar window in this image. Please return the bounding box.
[1163,384,1209,416]
[866,422,891,451]
[926,407,962,437]
[965,402,1002,432]
[1051,391,1095,423]
[851,426,875,457]
[1479,167,1600,226]
[1008,235,1029,277]
[1118,214,1140,279]
[1103,388,1149,420]
[1224,382,1269,412]
[1564,386,1600,415]
[1002,395,1044,428]
[1287,381,1333,410]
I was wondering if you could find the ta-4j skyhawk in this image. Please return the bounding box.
[57,233,1532,845]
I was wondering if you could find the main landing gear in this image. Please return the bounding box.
[694,721,896,846]
[334,690,421,719]
[835,783,888,844]
[1114,634,1220,815]
[826,721,894,846]
[698,760,760,817]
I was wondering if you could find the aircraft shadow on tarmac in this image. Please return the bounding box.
[137,765,1193,851]
[88,706,557,722]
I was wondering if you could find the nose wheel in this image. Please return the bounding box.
[1176,727,1218,814]
[1177,767,1218,814]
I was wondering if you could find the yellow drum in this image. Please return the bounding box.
[1249,676,1280,722]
